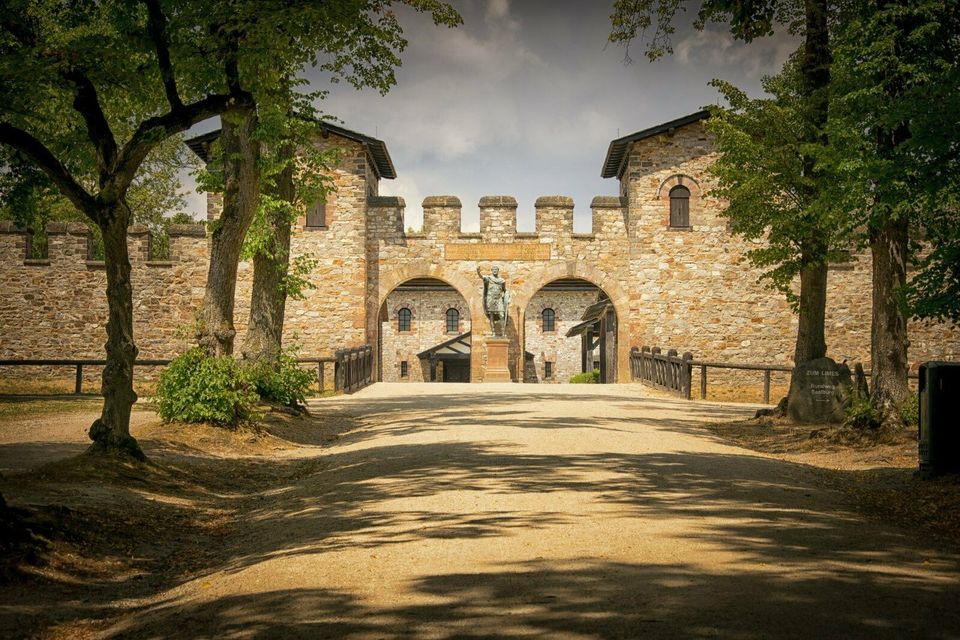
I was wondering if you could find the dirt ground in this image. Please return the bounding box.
[1,384,958,639]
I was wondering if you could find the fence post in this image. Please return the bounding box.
[667,349,678,391]
[700,365,707,400]
[75,363,83,395]
[763,369,771,404]
[682,352,693,400]
[651,347,662,388]
[335,350,344,392]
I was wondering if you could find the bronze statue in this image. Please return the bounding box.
[477,265,510,337]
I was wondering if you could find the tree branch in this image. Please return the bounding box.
[62,68,119,175]
[0,122,96,214]
[108,93,234,198]
[143,0,184,112]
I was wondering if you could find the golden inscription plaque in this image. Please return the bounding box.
[444,243,551,261]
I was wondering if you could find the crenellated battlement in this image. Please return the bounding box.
[0,220,207,266]
[365,194,627,241]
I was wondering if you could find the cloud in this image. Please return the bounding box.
[674,25,798,81]
[486,0,510,22]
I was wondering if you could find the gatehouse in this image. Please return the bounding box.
[0,113,956,383]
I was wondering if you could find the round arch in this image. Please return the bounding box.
[512,262,633,382]
[373,265,486,383]
[376,264,485,332]
[655,173,702,198]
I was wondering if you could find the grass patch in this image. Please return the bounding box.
[0,399,102,421]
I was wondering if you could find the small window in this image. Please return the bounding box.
[542,308,556,332]
[669,185,690,227]
[544,361,554,379]
[306,201,326,228]
[445,308,460,333]
[400,361,409,378]
[398,308,412,332]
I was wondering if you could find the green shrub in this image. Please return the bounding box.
[844,397,876,429]
[247,350,314,408]
[899,394,919,427]
[155,348,258,426]
[569,369,600,384]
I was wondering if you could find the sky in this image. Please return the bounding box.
[181,0,798,232]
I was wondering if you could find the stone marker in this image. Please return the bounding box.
[787,357,853,423]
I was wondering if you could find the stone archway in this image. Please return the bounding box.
[512,262,632,382]
[372,265,487,381]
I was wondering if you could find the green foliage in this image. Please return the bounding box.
[569,370,600,384]
[825,0,960,324]
[247,350,314,408]
[155,349,258,426]
[283,253,320,300]
[899,394,919,428]
[608,0,802,62]
[706,55,849,308]
[844,397,877,429]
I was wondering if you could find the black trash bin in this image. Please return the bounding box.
[918,361,960,476]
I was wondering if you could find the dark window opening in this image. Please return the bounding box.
[544,361,554,379]
[306,201,327,228]
[400,361,409,378]
[542,308,556,332]
[398,308,412,332]
[24,231,49,260]
[87,229,105,261]
[669,185,690,227]
[446,308,460,333]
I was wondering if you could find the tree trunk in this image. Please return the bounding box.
[867,0,911,426]
[198,102,260,356]
[241,146,294,363]
[87,201,145,460]
[794,254,828,364]
[869,214,910,420]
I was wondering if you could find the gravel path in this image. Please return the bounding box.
[83,384,960,638]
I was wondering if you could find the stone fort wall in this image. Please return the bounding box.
[1,120,957,388]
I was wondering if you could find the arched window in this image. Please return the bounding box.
[398,307,412,332]
[669,185,690,228]
[542,308,556,332]
[446,308,460,333]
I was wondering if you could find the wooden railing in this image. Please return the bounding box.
[334,345,373,394]
[689,360,792,404]
[630,346,694,399]
[0,356,337,396]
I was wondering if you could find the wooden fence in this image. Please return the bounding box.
[632,346,920,404]
[629,346,694,399]
[334,345,374,394]
[0,355,340,396]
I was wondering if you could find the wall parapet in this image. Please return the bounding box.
[169,224,206,237]
[535,196,574,209]
[422,196,461,208]
[591,196,627,209]
[368,195,406,208]
[46,222,90,235]
[479,195,517,208]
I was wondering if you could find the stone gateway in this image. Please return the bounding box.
[1,113,957,386]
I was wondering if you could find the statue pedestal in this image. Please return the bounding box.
[483,338,512,382]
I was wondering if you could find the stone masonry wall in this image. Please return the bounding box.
[523,289,599,383]
[1,119,957,392]
[621,120,959,376]
[380,289,472,382]
[366,194,635,383]
[0,134,373,374]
